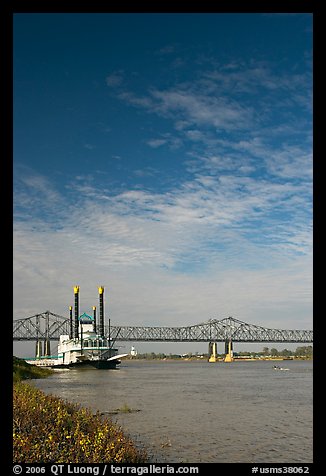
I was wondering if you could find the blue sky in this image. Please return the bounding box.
[13,13,312,353]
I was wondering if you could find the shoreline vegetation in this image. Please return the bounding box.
[13,357,148,463]
[126,346,313,361]
[13,356,54,382]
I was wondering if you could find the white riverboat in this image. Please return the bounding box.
[25,286,128,370]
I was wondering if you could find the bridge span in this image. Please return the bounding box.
[108,317,313,344]
[13,310,313,343]
[13,311,312,363]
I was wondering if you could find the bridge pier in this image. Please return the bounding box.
[35,340,42,358]
[35,339,51,358]
[208,340,234,362]
[208,342,218,362]
[44,338,51,356]
[224,339,234,362]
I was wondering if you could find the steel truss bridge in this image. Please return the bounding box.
[13,311,313,344]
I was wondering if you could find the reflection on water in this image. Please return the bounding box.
[32,360,313,463]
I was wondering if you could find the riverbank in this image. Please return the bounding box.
[13,356,54,381]
[13,357,148,463]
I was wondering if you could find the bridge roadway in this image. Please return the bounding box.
[13,311,313,343]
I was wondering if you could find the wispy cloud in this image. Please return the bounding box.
[14,159,312,270]
[118,87,254,133]
[146,134,182,150]
[13,162,312,333]
[146,138,167,148]
[105,70,125,87]
[155,88,254,130]
[83,143,96,150]
[14,58,312,329]
[110,59,311,140]
[156,45,176,55]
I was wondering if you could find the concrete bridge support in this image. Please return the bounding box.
[35,340,42,358]
[44,338,51,356]
[224,339,234,362]
[208,340,234,362]
[208,342,218,362]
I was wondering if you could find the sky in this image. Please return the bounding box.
[13,13,313,355]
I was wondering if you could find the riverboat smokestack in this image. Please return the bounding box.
[74,286,80,339]
[93,306,97,334]
[69,306,73,339]
[98,286,104,338]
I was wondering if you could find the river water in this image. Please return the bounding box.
[32,359,313,463]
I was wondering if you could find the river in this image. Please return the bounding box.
[32,359,313,463]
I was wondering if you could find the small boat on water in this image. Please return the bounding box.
[273,365,290,371]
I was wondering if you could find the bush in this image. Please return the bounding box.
[13,357,53,382]
[13,382,147,463]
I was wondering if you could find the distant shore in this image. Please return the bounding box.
[124,355,313,362]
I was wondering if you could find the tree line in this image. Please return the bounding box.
[259,346,313,358]
[129,346,313,359]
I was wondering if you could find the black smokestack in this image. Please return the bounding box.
[98,286,104,338]
[74,286,80,339]
[93,306,97,334]
[69,306,73,339]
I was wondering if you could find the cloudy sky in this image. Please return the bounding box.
[13,13,312,353]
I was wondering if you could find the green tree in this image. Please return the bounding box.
[295,346,313,358]
[280,348,292,357]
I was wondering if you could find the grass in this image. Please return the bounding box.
[13,356,54,382]
[13,357,148,463]
[117,403,140,413]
